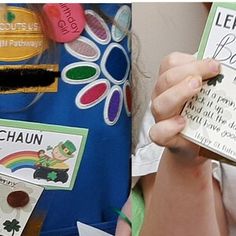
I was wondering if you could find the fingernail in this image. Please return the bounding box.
[209,59,220,73]
[189,76,201,89]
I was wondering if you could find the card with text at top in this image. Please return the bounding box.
[0,119,88,190]
[181,3,236,163]
[0,173,43,236]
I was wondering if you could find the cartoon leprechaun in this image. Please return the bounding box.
[34,140,76,183]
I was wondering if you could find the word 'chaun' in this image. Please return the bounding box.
[0,130,43,145]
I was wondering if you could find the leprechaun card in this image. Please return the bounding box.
[181,3,236,164]
[0,118,88,190]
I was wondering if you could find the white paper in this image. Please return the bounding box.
[77,221,113,236]
[0,174,43,236]
[203,7,236,70]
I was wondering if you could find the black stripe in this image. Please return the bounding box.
[0,69,60,90]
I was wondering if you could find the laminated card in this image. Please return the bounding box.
[181,3,236,164]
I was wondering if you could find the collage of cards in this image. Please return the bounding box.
[0,2,236,236]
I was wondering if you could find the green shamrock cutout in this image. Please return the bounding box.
[6,11,15,23]
[47,171,57,181]
[207,74,224,86]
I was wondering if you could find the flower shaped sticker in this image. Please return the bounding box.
[61,5,131,126]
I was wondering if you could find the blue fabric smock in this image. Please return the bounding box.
[0,3,131,235]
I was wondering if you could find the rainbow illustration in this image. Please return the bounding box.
[0,151,39,172]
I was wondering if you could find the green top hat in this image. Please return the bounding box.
[59,140,76,158]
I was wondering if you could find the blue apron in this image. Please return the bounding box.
[0,3,131,235]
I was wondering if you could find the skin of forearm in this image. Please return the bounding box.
[140,173,156,208]
[140,149,221,236]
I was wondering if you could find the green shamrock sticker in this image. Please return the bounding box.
[47,171,58,181]
[207,74,224,86]
[6,11,15,23]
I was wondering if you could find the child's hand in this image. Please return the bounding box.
[150,52,221,166]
